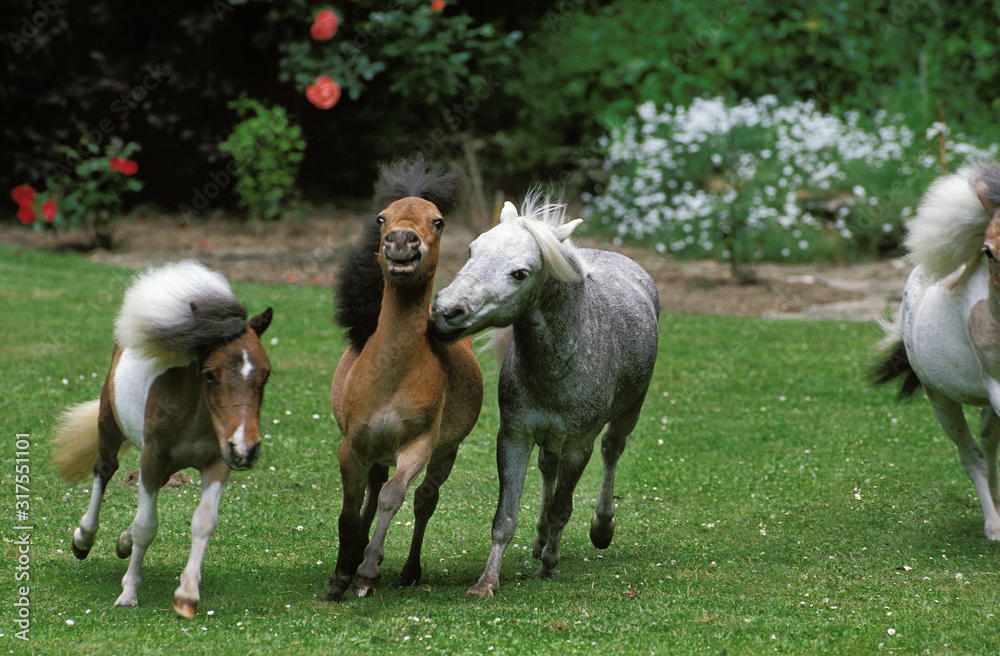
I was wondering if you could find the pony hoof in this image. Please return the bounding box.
[399,566,422,587]
[589,516,616,550]
[71,541,91,560]
[173,597,197,619]
[467,584,495,600]
[355,584,377,598]
[535,564,558,580]
[322,589,345,603]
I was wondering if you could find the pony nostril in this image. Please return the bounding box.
[443,304,469,322]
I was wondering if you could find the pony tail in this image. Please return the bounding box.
[335,217,384,350]
[52,400,133,483]
[905,162,1000,280]
[115,261,247,362]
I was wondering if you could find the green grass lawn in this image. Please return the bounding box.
[2,245,999,655]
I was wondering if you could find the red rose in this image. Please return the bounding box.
[306,75,342,110]
[41,197,57,223]
[431,0,446,11]
[310,9,338,41]
[11,184,36,206]
[110,157,138,175]
[17,204,36,225]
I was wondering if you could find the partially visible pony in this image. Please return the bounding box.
[53,261,273,618]
[431,193,659,599]
[873,161,1000,540]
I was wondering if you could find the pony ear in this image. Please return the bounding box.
[977,180,998,216]
[553,218,584,242]
[249,307,273,337]
[499,201,518,223]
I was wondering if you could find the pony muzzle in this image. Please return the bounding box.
[223,425,260,470]
[429,300,472,342]
[382,229,423,275]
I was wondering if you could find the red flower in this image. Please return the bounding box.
[11,184,36,206]
[17,204,36,225]
[310,9,338,41]
[110,157,138,175]
[41,197,57,223]
[431,0,446,11]
[306,75,342,110]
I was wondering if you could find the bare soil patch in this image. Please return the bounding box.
[3,208,910,321]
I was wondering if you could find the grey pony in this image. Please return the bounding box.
[430,196,660,599]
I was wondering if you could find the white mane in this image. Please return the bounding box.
[905,162,1000,280]
[515,191,586,283]
[115,260,238,361]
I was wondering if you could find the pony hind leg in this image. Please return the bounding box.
[591,407,642,550]
[72,414,127,560]
[400,450,458,587]
[532,446,559,559]
[361,464,389,537]
[173,460,229,619]
[536,444,595,580]
[927,390,1000,540]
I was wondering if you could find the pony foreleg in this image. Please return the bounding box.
[325,449,368,602]
[980,408,1000,520]
[173,461,229,619]
[468,432,531,600]
[115,479,160,608]
[401,451,457,587]
[354,447,431,597]
[536,447,593,579]
[927,390,1000,540]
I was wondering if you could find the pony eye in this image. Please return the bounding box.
[432,218,445,231]
[376,215,386,227]
[202,369,218,384]
[511,269,529,281]
[986,247,998,263]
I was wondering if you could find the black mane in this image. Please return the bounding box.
[334,157,458,350]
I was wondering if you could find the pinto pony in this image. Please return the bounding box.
[874,161,1000,540]
[53,261,273,618]
[325,159,483,601]
[430,195,660,599]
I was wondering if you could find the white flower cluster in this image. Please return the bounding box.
[586,96,998,262]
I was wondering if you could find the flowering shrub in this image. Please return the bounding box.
[11,136,142,248]
[219,96,305,223]
[586,96,999,264]
[276,0,518,111]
